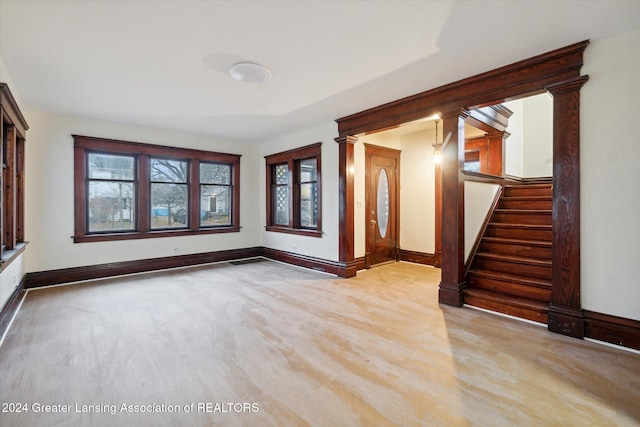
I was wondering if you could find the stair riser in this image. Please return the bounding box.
[498,199,552,210]
[492,212,552,225]
[475,258,551,280]
[463,295,548,324]
[479,241,552,259]
[485,226,552,241]
[503,186,552,197]
[467,275,551,301]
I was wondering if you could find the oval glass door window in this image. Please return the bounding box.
[377,169,389,238]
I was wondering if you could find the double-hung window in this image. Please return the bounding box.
[74,135,240,242]
[265,143,321,237]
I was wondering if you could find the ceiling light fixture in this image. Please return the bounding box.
[229,62,271,83]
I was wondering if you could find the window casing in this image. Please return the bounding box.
[73,135,240,243]
[1,84,28,264]
[265,143,321,237]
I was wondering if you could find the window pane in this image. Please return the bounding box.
[88,181,135,232]
[151,183,188,228]
[464,161,481,173]
[273,185,289,225]
[88,153,134,180]
[275,164,288,184]
[300,182,317,228]
[150,158,188,183]
[200,185,230,226]
[299,158,317,182]
[200,163,230,185]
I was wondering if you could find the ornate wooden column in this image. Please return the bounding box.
[546,75,589,338]
[438,110,468,306]
[335,135,358,278]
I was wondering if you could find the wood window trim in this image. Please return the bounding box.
[73,135,241,243]
[265,143,322,237]
[1,83,28,262]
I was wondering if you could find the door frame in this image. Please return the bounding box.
[364,143,400,268]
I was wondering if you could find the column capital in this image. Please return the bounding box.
[335,135,358,145]
[546,75,589,96]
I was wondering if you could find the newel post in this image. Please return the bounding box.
[546,75,589,338]
[438,109,469,306]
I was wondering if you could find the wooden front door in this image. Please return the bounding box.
[365,144,400,267]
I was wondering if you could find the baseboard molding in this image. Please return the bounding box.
[25,247,263,288]
[399,249,435,266]
[261,247,353,277]
[0,276,26,340]
[584,310,640,351]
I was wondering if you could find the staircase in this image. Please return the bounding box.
[464,183,552,323]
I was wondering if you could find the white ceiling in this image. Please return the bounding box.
[2,0,640,143]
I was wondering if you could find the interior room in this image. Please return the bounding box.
[1,1,639,425]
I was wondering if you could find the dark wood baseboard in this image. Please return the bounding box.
[548,304,585,339]
[399,250,435,266]
[0,276,26,340]
[584,310,640,351]
[354,257,366,273]
[25,247,263,288]
[261,247,354,277]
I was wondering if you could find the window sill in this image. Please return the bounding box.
[0,242,28,272]
[73,227,240,243]
[265,226,322,238]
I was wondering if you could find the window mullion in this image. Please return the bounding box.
[138,155,150,232]
[189,158,199,230]
[288,159,295,228]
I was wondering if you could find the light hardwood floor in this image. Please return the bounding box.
[0,260,638,426]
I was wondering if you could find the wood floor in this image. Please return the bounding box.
[1,260,638,426]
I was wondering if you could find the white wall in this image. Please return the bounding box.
[24,111,262,273]
[522,93,553,177]
[504,93,553,178]
[581,27,640,321]
[261,122,340,261]
[464,181,500,262]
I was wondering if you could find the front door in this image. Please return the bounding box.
[365,144,400,267]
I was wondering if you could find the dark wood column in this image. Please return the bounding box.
[438,110,468,306]
[546,75,589,338]
[433,142,442,268]
[335,135,358,278]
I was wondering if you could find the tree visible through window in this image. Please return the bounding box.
[73,135,240,242]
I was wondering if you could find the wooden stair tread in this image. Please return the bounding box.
[482,237,551,247]
[501,196,552,200]
[488,223,552,230]
[464,288,549,310]
[504,183,551,188]
[468,269,551,288]
[475,252,551,266]
[494,209,551,214]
